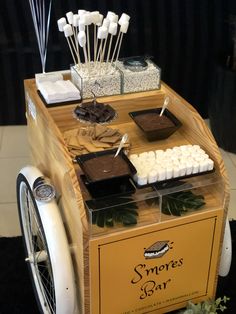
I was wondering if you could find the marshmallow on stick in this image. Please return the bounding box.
[63,24,77,65]
[81,12,92,65]
[110,13,130,68]
[58,10,131,76]
[96,26,108,64]
[100,18,110,63]
[72,14,81,65]
[114,20,129,67]
[94,13,104,61]
[106,22,118,65]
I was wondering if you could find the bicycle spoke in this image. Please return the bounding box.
[19,180,55,313]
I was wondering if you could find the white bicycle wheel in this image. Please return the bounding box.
[17,166,77,314]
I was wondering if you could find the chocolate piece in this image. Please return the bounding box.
[74,101,116,123]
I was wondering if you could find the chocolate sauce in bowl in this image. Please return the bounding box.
[83,154,130,181]
[134,113,175,131]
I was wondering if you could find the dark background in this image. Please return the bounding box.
[1,0,236,125]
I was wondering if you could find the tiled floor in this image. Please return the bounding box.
[0,124,235,237]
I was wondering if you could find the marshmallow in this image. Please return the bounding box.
[66,11,74,24]
[148,170,158,184]
[78,9,86,17]
[137,173,147,186]
[73,14,80,27]
[166,167,173,180]
[90,11,100,24]
[207,159,214,171]
[57,17,67,32]
[78,31,86,47]
[180,145,188,151]
[107,12,118,23]
[199,160,208,172]
[96,13,104,26]
[107,11,115,19]
[102,17,110,29]
[192,145,201,151]
[108,22,118,35]
[129,145,214,185]
[158,168,166,181]
[81,12,92,25]
[192,162,199,174]
[130,154,138,161]
[63,24,73,37]
[186,162,193,175]
[147,151,155,158]
[97,26,108,39]
[109,14,118,23]
[79,20,85,32]
[173,167,180,178]
[155,150,164,158]
[118,13,130,25]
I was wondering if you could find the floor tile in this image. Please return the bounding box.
[219,148,236,189]
[0,203,21,237]
[0,126,29,158]
[0,157,30,203]
[228,189,236,220]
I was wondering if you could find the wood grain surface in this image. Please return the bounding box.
[24,79,229,314]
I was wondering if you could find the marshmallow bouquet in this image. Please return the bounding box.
[57,10,130,76]
[129,145,214,186]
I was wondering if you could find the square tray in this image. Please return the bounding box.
[75,148,137,184]
[81,174,136,199]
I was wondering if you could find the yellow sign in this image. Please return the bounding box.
[90,210,222,313]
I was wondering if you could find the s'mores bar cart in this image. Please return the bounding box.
[17,76,229,314]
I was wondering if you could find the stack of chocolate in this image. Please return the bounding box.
[74,102,116,123]
[64,124,130,158]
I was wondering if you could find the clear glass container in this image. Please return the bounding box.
[117,59,161,94]
[84,171,224,238]
[85,183,161,238]
[70,62,122,99]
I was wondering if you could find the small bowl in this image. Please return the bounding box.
[75,148,137,183]
[129,108,182,141]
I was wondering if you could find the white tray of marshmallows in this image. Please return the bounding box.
[129,144,214,187]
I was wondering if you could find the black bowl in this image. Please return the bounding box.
[129,108,182,141]
[75,148,137,183]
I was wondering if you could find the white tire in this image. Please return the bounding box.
[17,166,77,314]
[219,217,232,277]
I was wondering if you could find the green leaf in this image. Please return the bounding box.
[105,210,114,227]
[122,213,138,225]
[96,212,105,228]
[215,298,222,306]
[162,190,205,216]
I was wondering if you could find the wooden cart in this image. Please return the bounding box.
[24,79,229,314]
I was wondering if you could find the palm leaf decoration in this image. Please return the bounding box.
[86,195,138,228]
[146,190,205,216]
[162,191,205,216]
